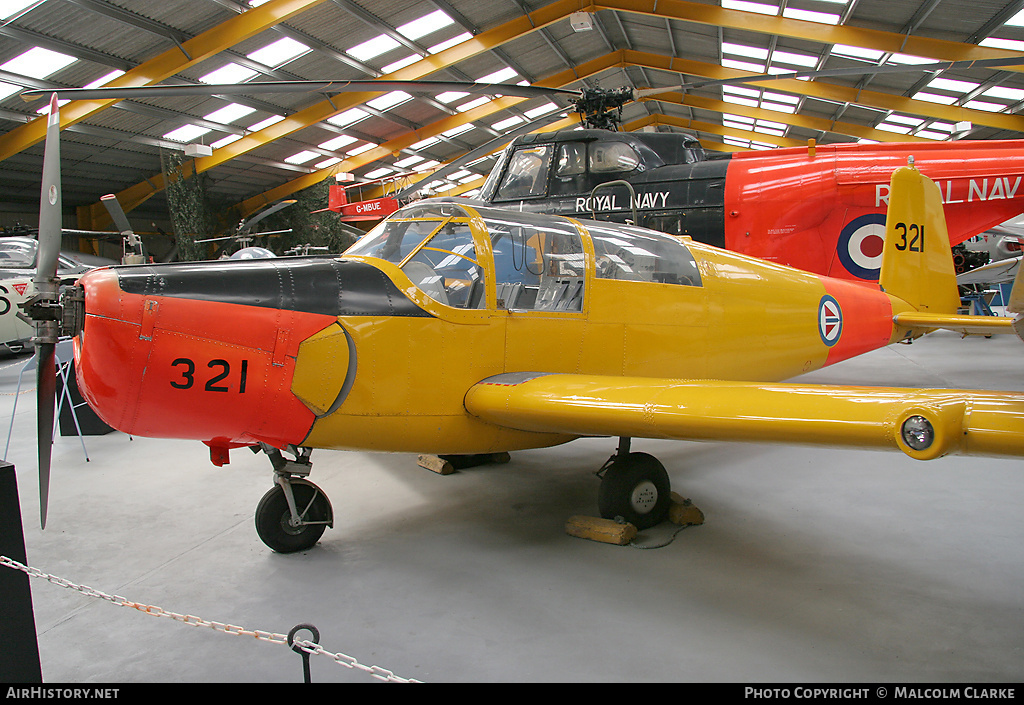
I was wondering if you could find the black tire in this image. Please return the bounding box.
[255,483,330,553]
[598,452,671,530]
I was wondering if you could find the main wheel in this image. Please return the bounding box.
[598,452,671,530]
[255,482,331,553]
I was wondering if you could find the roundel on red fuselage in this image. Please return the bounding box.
[835,212,887,281]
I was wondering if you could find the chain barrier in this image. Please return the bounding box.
[0,555,423,683]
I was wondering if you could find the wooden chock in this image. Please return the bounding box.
[668,492,705,526]
[564,515,637,545]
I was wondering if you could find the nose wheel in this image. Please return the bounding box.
[254,445,333,553]
[597,445,671,530]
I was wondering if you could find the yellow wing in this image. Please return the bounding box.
[464,373,1024,461]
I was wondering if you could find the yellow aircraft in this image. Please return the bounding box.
[22,101,1024,552]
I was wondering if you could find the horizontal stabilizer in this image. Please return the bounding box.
[892,312,1015,336]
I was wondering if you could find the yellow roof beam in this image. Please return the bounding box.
[0,0,328,164]
[625,50,1024,133]
[80,0,586,228]
[646,92,933,143]
[600,0,1024,71]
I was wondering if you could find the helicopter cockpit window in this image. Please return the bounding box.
[589,142,640,174]
[494,145,552,200]
[587,223,702,287]
[485,213,586,312]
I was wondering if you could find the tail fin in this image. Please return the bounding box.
[879,166,961,314]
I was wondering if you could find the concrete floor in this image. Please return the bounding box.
[2,330,1023,683]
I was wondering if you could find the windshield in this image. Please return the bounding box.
[345,201,485,308]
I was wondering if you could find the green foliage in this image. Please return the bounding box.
[161,150,217,261]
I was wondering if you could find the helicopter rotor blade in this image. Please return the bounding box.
[20,80,581,103]
[32,94,64,530]
[238,199,296,234]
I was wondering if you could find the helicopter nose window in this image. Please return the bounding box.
[587,223,702,287]
[495,145,552,200]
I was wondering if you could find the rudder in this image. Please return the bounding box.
[879,166,961,314]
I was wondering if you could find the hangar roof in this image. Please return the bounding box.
[2,0,1024,227]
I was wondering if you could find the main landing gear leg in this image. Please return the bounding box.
[254,444,334,553]
[596,437,672,530]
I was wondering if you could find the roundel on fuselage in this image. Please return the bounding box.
[836,213,887,280]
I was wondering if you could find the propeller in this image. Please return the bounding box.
[25,94,64,529]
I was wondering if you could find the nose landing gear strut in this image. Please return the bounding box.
[254,444,333,553]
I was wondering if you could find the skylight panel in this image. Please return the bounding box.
[164,124,212,142]
[492,116,524,130]
[247,37,309,67]
[211,134,242,149]
[887,114,923,126]
[477,67,518,84]
[319,134,357,151]
[364,167,394,179]
[722,1,778,16]
[200,63,257,84]
[37,69,126,115]
[428,32,472,54]
[830,44,885,62]
[724,85,760,99]
[411,136,440,150]
[248,115,284,131]
[0,83,20,101]
[724,113,754,125]
[754,125,785,136]
[437,91,469,103]
[772,50,817,68]
[366,91,412,111]
[876,123,912,134]
[963,100,1004,112]
[204,103,256,124]
[983,86,1024,101]
[418,160,440,170]
[395,155,425,168]
[913,92,958,105]
[721,42,768,60]
[722,58,765,73]
[887,54,932,65]
[761,101,796,114]
[348,35,401,62]
[1,47,76,79]
[927,77,979,93]
[397,10,454,40]
[525,102,559,118]
[315,156,342,169]
[347,142,377,156]
[442,123,474,137]
[382,55,420,74]
[284,150,318,165]
[1006,8,1024,26]
[915,131,946,141]
[327,108,369,127]
[980,37,1024,51]
[723,94,759,108]
[763,91,799,105]
[782,7,839,24]
[457,97,490,112]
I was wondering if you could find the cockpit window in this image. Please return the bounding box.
[484,213,586,312]
[400,223,485,309]
[589,142,640,173]
[345,202,485,309]
[587,223,702,287]
[494,145,552,200]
